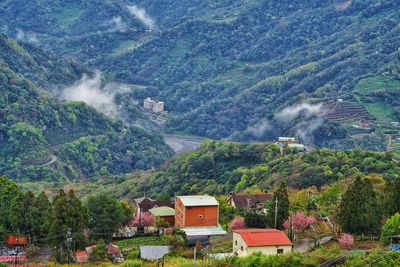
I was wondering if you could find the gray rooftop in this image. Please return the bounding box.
[140,246,171,260]
[177,195,219,207]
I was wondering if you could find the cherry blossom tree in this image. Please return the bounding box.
[338,234,354,248]
[132,212,155,227]
[283,212,316,232]
[229,217,246,230]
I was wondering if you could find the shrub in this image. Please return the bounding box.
[339,234,354,247]
[381,213,400,245]
[127,249,140,260]
[229,216,246,230]
[120,259,144,267]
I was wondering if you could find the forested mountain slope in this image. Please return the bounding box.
[1,0,399,150]
[0,35,173,182]
[106,0,400,143]
[65,141,400,200]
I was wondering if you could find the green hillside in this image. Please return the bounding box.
[0,0,149,62]
[1,0,399,150]
[0,35,173,182]
[59,141,400,200]
[103,0,400,142]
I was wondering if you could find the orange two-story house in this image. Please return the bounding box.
[175,195,219,228]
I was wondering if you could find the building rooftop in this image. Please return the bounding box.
[278,137,296,142]
[229,193,272,209]
[134,196,174,212]
[233,229,292,247]
[149,206,175,217]
[177,195,219,207]
[140,246,171,260]
[181,226,227,237]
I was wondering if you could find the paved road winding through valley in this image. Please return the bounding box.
[164,134,204,155]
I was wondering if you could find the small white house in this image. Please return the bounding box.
[233,229,292,257]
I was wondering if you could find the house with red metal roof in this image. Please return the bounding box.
[232,229,292,256]
[74,251,89,264]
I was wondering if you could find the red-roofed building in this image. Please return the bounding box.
[232,229,292,256]
[74,251,89,264]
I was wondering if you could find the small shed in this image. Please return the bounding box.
[139,246,171,261]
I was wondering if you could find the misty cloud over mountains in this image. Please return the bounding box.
[243,102,327,143]
[126,5,156,30]
[61,71,129,117]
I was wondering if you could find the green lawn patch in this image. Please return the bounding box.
[355,76,400,95]
[363,102,396,121]
[117,236,169,252]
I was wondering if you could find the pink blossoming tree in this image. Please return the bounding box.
[338,234,354,248]
[132,212,155,227]
[283,212,316,233]
[229,217,246,230]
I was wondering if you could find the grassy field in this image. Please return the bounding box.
[363,102,396,121]
[355,75,400,95]
[117,236,170,252]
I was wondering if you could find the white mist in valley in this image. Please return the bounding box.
[275,102,327,144]
[61,71,129,117]
[126,5,156,30]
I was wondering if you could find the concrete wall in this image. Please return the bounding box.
[233,233,292,257]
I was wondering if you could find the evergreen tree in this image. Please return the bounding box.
[29,192,53,241]
[338,177,381,234]
[50,190,88,263]
[87,193,125,242]
[89,239,107,263]
[267,182,290,229]
[381,178,400,217]
[0,176,23,237]
[244,206,268,228]
[11,191,34,234]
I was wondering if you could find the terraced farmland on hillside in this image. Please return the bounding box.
[325,101,375,123]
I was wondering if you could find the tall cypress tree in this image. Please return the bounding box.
[381,179,399,217]
[50,190,88,262]
[29,192,53,241]
[268,182,290,229]
[338,177,381,234]
[11,191,34,233]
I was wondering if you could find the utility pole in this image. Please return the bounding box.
[193,246,197,267]
[274,197,278,229]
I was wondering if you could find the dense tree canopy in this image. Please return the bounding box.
[338,177,381,234]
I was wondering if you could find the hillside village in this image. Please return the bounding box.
[1,0,400,266]
[2,167,400,266]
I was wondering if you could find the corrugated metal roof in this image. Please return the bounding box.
[149,206,175,217]
[279,137,296,141]
[177,195,219,206]
[182,226,227,237]
[140,246,171,260]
